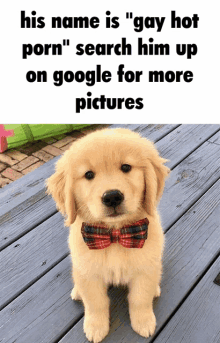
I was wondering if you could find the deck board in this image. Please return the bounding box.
[0,124,219,343]
[155,124,219,169]
[0,155,60,210]
[159,131,220,230]
[0,257,84,343]
[0,213,68,310]
[153,256,220,343]
[0,193,56,251]
[109,124,180,142]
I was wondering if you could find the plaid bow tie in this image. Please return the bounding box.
[81,218,149,250]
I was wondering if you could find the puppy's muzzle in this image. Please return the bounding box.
[102,190,124,208]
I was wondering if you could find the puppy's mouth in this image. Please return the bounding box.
[108,212,122,217]
[107,209,125,218]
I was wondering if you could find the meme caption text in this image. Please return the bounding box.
[21,11,199,113]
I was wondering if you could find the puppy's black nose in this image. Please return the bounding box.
[102,190,124,207]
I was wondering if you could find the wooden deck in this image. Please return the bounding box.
[0,124,220,343]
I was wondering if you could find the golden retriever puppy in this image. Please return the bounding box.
[47,128,170,343]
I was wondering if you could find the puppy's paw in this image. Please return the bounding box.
[71,287,81,301]
[155,285,161,298]
[84,314,109,343]
[130,309,156,338]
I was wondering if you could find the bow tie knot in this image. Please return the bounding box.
[81,218,149,250]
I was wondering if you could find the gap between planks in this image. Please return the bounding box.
[164,177,220,234]
[168,127,220,170]
[150,250,220,343]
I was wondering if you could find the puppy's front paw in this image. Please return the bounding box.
[84,314,109,343]
[130,309,156,338]
[71,287,81,301]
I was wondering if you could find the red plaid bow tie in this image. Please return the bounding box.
[81,218,149,250]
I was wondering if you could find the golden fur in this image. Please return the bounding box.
[46,128,170,343]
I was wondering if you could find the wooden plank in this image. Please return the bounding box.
[208,132,220,144]
[0,191,56,251]
[153,256,220,343]
[0,212,68,310]
[160,131,220,230]
[155,124,219,169]
[59,180,220,343]
[111,125,220,170]
[0,184,52,225]
[0,155,59,251]
[0,155,60,210]
[0,257,84,343]
[110,124,180,142]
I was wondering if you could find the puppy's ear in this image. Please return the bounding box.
[142,144,170,216]
[46,157,77,227]
[64,176,77,227]
[152,156,170,203]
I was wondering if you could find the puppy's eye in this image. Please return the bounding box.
[121,164,132,173]
[85,171,95,180]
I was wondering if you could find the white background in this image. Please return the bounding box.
[1,0,219,123]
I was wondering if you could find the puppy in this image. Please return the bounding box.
[47,128,170,343]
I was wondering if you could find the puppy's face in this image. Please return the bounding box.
[47,129,170,227]
[72,151,145,224]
